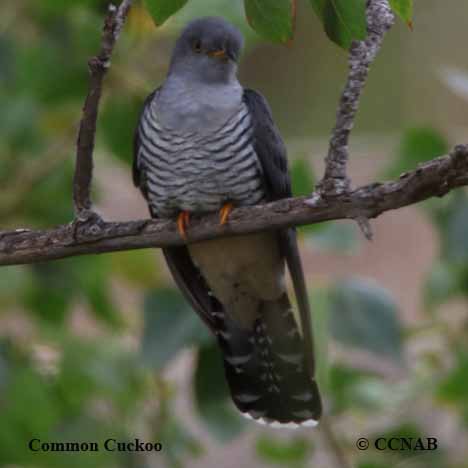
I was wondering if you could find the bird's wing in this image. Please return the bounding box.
[243,88,316,375]
[242,89,291,201]
[133,90,218,332]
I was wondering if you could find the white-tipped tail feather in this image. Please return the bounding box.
[242,411,319,429]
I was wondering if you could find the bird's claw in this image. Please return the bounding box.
[177,211,190,240]
[219,202,234,225]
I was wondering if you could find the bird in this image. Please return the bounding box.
[133,16,322,428]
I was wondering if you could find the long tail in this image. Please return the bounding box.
[212,293,322,428]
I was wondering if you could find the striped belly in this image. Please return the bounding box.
[137,102,265,217]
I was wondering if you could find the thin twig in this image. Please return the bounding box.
[73,0,132,217]
[320,416,352,468]
[1,145,467,266]
[317,0,395,196]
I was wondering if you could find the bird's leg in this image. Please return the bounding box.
[177,211,190,240]
[219,202,234,225]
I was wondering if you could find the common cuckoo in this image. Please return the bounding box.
[133,16,322,428]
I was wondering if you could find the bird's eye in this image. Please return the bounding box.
[193,40,202,53]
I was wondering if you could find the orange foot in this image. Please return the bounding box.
[219,202,234,225]
[177,211,190,240]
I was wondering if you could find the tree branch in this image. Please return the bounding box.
[2,0,467,271]
[317,0,395,196]
[73,0,132,216]
[1,145,467,267]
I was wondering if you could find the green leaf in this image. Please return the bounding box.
[194,343,246,441]
[244,0,296,44]
[309,0,367,49]
[329,278,404,362]
[384,127,449,179]
[100,95,142,164]
[291,157,315,197]
[256,435,312,466]
[389,0,413,25]
[291,157,320,235]
[141,289,211,371]
[144,0,189,26]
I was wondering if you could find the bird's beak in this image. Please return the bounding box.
[207,49,228,60]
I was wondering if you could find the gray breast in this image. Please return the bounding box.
[136,98,265,217]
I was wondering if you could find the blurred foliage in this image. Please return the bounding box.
[141,289,210,371]
[0,336,147,468]
[437,349,468,423]
[256,435,312,467]
[360,422,444,468]
[329,278,403,363]
[424,186,468,312]
[306,221,360,253]
[383,126,449,179]
[290,157,315,197]
[1,1,468,468]
[194,342,246,441]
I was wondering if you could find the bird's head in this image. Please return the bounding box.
[169,16,244,84]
